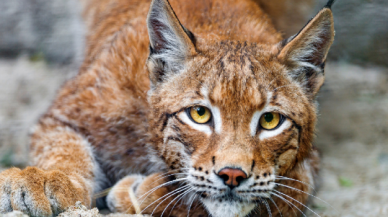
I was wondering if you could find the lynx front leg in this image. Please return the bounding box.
[0,117,96,216]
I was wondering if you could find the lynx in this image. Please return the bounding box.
[0,0,335,216]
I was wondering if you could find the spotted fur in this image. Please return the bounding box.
[0,0,334,216]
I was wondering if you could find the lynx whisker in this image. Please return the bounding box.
[186,191,198,217]
[93,187,113,199]
[128,183,142,214]
[251,203,261,217]
[254,199,263,216]
[273,189,321,217]
[152,168,188,180]
[168,189,195,217]
[269,197,283,217]
[148,172,190,187]
[263,199,273,217]
[274,182,333,209]
[274,175,315,190]
[270,192,303,217]
[148,186,191,216]
[125,178,187,214]
[137,178,187,205]
[109,172,189,204]
[161,188,193,217]
[140,185,189,215]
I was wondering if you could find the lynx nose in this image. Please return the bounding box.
[217,168,247,188]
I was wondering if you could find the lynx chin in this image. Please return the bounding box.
[0,0,335,216]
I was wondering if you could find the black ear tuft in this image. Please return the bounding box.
[325,0,336,9]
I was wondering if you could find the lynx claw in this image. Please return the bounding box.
[0,167,84,217]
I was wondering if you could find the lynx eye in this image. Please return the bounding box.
[259,112,281,130]
[189,106,211,124]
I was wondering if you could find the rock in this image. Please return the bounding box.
[57,201,151,217]
[58,201,100,217]
[0,211,28,217]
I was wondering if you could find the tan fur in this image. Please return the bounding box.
[0,0,334,216]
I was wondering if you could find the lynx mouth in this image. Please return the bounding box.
[198,192,259,217]
[194,188,272,203]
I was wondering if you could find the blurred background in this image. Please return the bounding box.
[0,0,387,216]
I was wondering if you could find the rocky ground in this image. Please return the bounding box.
[0,57,388,216]
[1,201,149,217]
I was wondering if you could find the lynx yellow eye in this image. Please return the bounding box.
[259,112,281,130]
[190,106,211,124]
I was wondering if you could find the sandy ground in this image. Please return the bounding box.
[0,57,388,216]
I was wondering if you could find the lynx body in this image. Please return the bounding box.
[0,0,335,216]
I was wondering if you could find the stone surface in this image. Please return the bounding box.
[57,202,150,217]
[0,211,28,217]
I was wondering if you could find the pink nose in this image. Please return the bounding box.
[217,168,247,188]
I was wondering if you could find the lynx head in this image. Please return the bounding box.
[146,0,334,216]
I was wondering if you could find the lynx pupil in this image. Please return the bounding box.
[196,107,206,116]
[264,113,273,123]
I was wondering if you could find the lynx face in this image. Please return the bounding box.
[146,0,334,216]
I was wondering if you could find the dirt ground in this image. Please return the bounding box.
[0,56,387,216]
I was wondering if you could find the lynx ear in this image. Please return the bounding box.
[146,0,196,87]
[276,6,335,99]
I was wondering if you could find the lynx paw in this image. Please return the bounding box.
[107,173,176,214]
[106,174,145,213]
[0,167,86,217]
